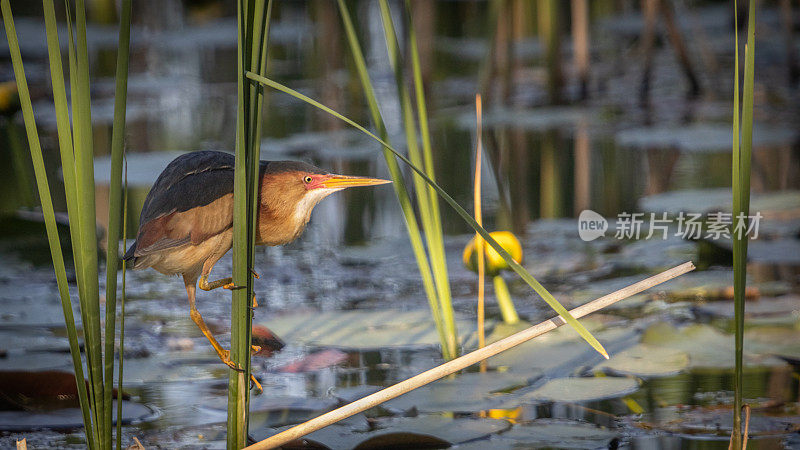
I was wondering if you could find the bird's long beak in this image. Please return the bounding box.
[322,174,392,189]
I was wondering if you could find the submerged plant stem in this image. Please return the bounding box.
[493,276,519,325]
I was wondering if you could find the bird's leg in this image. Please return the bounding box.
[198,273,234,291]
[198,269,260,291]
[185,279,261,390]
[186,282,239,368]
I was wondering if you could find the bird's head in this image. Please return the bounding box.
[258,161,391,242]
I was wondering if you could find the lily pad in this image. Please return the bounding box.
[258,310,484,350]
[609,237,698,272]
[252,415,511,449]
[384,371,537,413]
[244,396,338,429]
[0,352,73,372]
[641,323,788,369]
[706,238,800,266]
[744,326,800,363]
[572,270,790,306]
[643,405,800,437]
[497,420,620,449]
[0,400,156,431]
[696,295,800,319]
[519,377,639,403]
[117,352,230,385]
[486,322,638,378]
[594,344,689,377]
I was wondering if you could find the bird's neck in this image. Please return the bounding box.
[256,187,333,246]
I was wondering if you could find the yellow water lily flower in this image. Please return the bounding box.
[463,231,523,276]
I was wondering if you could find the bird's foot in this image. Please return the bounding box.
[199,275,233,291]
[251,344,261,354]
[218,350,245,372]
[251,269,260,279]
[221,351,263,393]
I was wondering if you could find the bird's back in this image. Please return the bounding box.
[124,151,242,266]
[139,151,236,225]
[123,151,325,270]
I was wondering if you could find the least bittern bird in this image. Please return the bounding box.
[123,151,390,388]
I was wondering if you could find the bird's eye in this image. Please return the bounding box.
[303,176,313,183]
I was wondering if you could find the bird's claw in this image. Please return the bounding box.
[223,282,245,290]
[220,353,245,372]
[222,353,263,393]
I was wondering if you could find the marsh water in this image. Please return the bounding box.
[1,1,799,448]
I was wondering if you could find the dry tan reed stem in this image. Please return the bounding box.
[246,261,696,450]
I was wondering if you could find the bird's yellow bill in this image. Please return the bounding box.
[322,175,392,189]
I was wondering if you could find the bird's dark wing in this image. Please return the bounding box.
[132,151,238,256]
[139,151,236,224]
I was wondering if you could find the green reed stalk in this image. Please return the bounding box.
[103,0,131,438]
[229,0,251,444]
[377,0,458,359]
[41,1,95,442]
[731,0,755,447]
[405,0,457,358]
[229,0,272,446]
[246,71,609,359]
[68,1,108,439]
[1,3,95,446]
[116,163,128,450]
[5,121,36,207]
[6,1,131,447]
[335,0,451,359]
[493,276,519,324]
[64,3,101,434]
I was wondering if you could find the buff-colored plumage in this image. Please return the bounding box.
[122,151,389,387]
